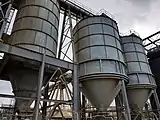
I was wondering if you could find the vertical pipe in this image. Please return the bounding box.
[121,80,131,120]
[35,52,46,120]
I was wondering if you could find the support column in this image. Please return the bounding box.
[68,8,80,120]
[153,89,160,118]
[115,94,122,120]
[42,83,49,120]
[121,80,131,120]
[34,53,46,120]
[73,64,80,120]
[81,94,86,120]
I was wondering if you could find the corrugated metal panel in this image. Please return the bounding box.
[10,0,60,57]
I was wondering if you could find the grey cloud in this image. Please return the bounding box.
[79,0,160,38]
[125,0,156,6]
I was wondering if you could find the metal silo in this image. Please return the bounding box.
[73,16,128,111]
[121,34,156,111]
[10,0,59,57]
[6,0,60,112]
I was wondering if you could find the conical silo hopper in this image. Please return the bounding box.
[121,34,156,112]
[73,16,128,110]
[5,0,60,112]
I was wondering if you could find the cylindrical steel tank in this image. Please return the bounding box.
[10,0,60,57]
[121,34,156,111]
[7,0,60,112]
[73,16,128,110]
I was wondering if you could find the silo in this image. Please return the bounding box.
[121,34,156,111]
[6,0,60,112]
[10,0,59,57]
[73,15,128,111]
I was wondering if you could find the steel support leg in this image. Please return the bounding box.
[121,80,131,120]
[81,94,86,120]
[73,64,80,120]
[153,89,160,118]
[115,94,122,120]
[68,8,80,120]
[42,83,49,120]
[34,53,45,120]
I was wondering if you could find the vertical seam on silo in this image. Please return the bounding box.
[148,74,151,84]
[101,19,107,61]
[47,0,52,51]
[77,32,79,63]
[44,9,49,54]
[40,0,47,54]
[87,19,91,60]
[112,21,119,73]
[101,18,106,72]
[136,73,140,84]
[33,2,39,54]
[99,59,102,72]
[133,36,142,72]
[111,21,119,73]
[84,62,86,76]
[38,4,43,53]
[121,38,128,75]
[46,4,50,54]
[132,36,141,84]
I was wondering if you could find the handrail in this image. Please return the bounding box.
[62,0,116,21]
[97,9,116,21]
[120,29,140,37]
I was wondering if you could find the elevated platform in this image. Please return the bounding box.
[0,42,74,80]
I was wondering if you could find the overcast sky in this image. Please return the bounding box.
[1,0,160,105]
[78,0,160,38]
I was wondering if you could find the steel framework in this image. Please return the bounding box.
[0,0,94,120]
[143,31,160,52]
[0,0,160,120]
